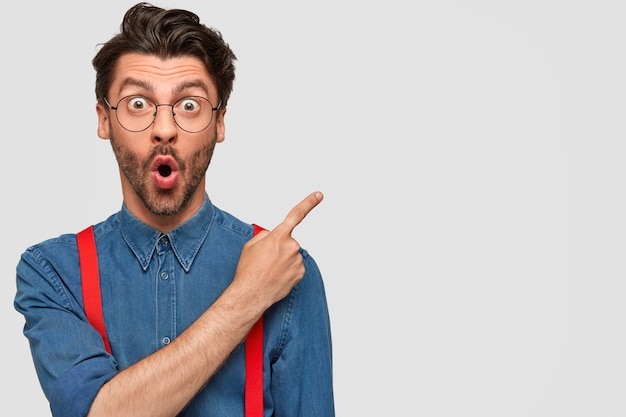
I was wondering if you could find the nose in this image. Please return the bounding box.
[151,104,178,144]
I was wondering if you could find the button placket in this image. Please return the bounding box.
[156,233,176,349]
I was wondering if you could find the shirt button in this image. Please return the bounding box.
[160,271,169,280]
[162,337,171,345]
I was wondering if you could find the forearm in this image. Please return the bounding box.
[87,285,265,417]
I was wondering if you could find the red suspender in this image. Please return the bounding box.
[77,226,112,354]
[77,223,265,416]
[246,224,266,417]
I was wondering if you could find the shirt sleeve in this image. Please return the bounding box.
[269,250,335,417]
[14,242,118,417]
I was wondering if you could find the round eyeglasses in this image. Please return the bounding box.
[104,95,221,133]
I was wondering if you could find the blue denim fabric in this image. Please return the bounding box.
[15,194,334,416]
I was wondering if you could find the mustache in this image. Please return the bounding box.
[142,145,186,171]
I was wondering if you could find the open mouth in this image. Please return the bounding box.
[158,164,172,177]
[150,155,179,190]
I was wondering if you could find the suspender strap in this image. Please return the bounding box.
[246,223,266,417]
[77,225,112,354]
[245,317,264,416]
[77,223,266,416]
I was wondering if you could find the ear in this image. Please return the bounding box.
[215,107,226,143]
[96,101,111,140]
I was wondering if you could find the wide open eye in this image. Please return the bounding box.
[126,96,151,113]
[176,97,203,115]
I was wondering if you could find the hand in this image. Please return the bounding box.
[233,191,324,308]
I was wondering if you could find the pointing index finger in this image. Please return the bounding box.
[276,191,324,236]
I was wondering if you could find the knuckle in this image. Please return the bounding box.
[292,206,307,221]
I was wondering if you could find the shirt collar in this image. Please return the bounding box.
[119,194,215,272]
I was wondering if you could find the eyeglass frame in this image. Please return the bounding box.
[103,95,222,133]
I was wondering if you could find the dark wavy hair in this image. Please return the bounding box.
[92,2,236,107]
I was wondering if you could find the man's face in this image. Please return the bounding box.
[96,53,225,219]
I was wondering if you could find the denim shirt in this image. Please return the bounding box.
[15,195,334,417]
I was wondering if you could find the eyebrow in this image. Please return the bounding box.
[118,78,153,95]
[174,80,211,95]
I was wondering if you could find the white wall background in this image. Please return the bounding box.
[2,0,625,415]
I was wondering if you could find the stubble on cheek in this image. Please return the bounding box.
[110,136,147,193]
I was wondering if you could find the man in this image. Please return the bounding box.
[14,3,334,416]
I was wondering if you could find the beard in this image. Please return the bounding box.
[109,131,216,216]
